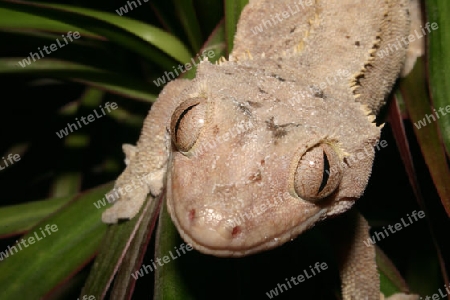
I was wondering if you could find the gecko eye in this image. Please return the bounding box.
[293,144,342,202]
[170,97,207,152]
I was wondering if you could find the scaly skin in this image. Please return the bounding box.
[103,0,422,299]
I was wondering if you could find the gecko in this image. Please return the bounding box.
[102,0,423,298]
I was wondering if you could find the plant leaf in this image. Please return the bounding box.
[0,58,157,102]
[0,183,110,299]
[0,1,192,68]
[400,58,450,216]
[0,196,72,237]
[427,0,450,157]
[224,0,248,55]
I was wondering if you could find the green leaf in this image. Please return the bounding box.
[172,0,203,52]
[400,58,450,216]
[110,195,161,299]
[154,202,197,300]
[0,196,72,236]
[0,7,95,36]
[224,0,249,54]
[0,1,192,68]
[0,58,157,102]
[81,195,161,299]
[0,183,110,299]
[378,247,413,296]
[427,0,450,157]
[181,20,226,79]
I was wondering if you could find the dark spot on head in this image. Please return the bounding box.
[270,74,286,82]
[237,102,252,116]
[273,128,287,138]
[260,159,265,166]
[346,35,350,39]
[248,100,263,108]
[258,87,268,94]
[231,226,241,236]
[355,41,360,46]
[188,209,196,221]
[313,89,324,98]
[249,170,262,182]
[265,117,290,139]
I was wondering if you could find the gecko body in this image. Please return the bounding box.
[103,0,422,298]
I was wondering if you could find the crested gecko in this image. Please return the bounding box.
[102,0,424,298]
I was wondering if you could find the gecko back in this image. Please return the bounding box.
[231,0,410,115]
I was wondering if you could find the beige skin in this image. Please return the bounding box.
[102,0,422,299]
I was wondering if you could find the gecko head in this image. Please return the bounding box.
[165,61,381,257]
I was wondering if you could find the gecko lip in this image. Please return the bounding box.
[167,204,328,257]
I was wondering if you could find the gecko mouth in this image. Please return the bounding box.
[167,205,328,257]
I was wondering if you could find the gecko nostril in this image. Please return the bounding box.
[188,209,196,221]
[231,226,241,236]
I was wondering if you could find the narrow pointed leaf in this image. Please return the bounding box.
[172,0,203,52]
[400,59,450,216]
[1,1,192,67]
[81,195,161,299]
[0,7,95,36]
[0,184,111,299]
[0,58,157,102]
[0,196,72,237]
[427,0,450,157]
[110,195,162,299]
[224,0,248,55]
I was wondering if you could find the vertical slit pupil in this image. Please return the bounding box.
[174,104,198,143]
[318,150,330,193]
